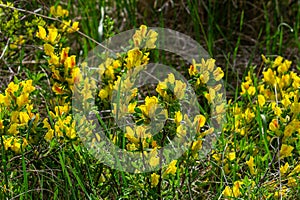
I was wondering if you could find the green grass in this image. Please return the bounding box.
[1,0,300,199]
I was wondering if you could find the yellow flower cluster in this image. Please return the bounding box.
[220,55,300,198]
[156,73,187,101]
[50,5,69,18]
[0,80,39,153]
[188,58,226,124]
[43,104,76,142]
[35,4,83,143]
[222,180,244,198]
[36,5,81,96]
[99,51,149,102]
[0,0,46,57]
[97,25,156,108]
[189,58,224,84]
[132,25,158,49]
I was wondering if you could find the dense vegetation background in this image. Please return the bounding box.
[0,0,300,199]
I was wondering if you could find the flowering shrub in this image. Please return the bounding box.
[219,55,300,198]
[1,3,300,199]
[0,79,39,153]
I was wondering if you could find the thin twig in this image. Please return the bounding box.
[10,188,54,199]
[0,38,10,60]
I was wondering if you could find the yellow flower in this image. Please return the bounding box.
[112,60,121,69]
[43,118,51,129]
[6,82,19,96]
[263,68,276,85]
[139,96,159,118]
[227,152,236,161]
[150,173,160,187]
[191,140,202,153]
[222,186,233,197]
[205,87,216,103]
[233,181,243,197]
[290,101,300,116]
[126,143,137,151]
[271,103,282,116]
[125,48,143,69]
[16,93,29,108]
[241,81,256,96]
[66,122,76,139]
[52,83,65,95]
[130,88,138,98]
[0,120,4,129]
[64,55,76,70]
[279,144,294,159]
[43,43,54,56]
[19,112,30,125]
[213,67,224,81]
[280,162,289,174]
[149,156,160,167]
[47,27,59,44]
[156,82,168,98]
[132,25,157,49]
[193,114,206,132]
[54,104,70,116]
[176,124,186,137]
[257,94,265,107]
[290,164,300,175]
[174,80,186,99]
[66,67,82,85]
[36,26,46,40]
[0,94,9,106]
[125,126,139,144]
[11,111,19,123]
[164,160,177,175]
[67,21,79,33]
[274,186,288,198]
[105,65,115,80]
[199,71,210,84]
[279,74,291,89]
[287,177,297,187]
[188,63,197,76]
[82,78,96,101]
[212,153,221,162]
[145,29,158,49]
[291,72,300,89]
[273,56,283,67]
[133,25,147,47]
[60,47,70,63]
[22,80,35,94]
[244,108,255,121]
[44,129,54,141]
[224,163,230,174]
[174,111,183,126]
[167,73,175,84]
[3,137,13,150]
[281,95,291,108]
[61,20,71,31]
[49,53,59,66]
[269,119,279,132]
[11,140,21,153]
[136,126,148,139]
[246,156,256,175]
[50,5,69,17]
[206,58,215,72]
[128,102,137,113]
[284,123,296,138]
[261,54,270,63]
[216,103,225,114]
[8,123,19,135]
